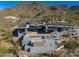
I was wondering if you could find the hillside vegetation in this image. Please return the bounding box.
[0,2,79,26]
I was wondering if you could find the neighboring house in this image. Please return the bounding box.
[4,16,20,19]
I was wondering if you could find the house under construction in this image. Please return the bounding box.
[12,22,72,53]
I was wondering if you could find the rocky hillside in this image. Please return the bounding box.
[0,2,68,17]
[0,2,79,27]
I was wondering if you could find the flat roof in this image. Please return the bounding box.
[18,22,71,29]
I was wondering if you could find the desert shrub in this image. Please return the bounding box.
[11,40,20,56]
[0,45,13,54]
[64,40,79,49]
[49,5,57,10]
[19,13,27,19]
[2,30,12,40]
[63,31,70,37]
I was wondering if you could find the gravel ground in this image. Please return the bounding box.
[63,48,79,57]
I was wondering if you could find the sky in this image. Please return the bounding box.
[0,1,79,10]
